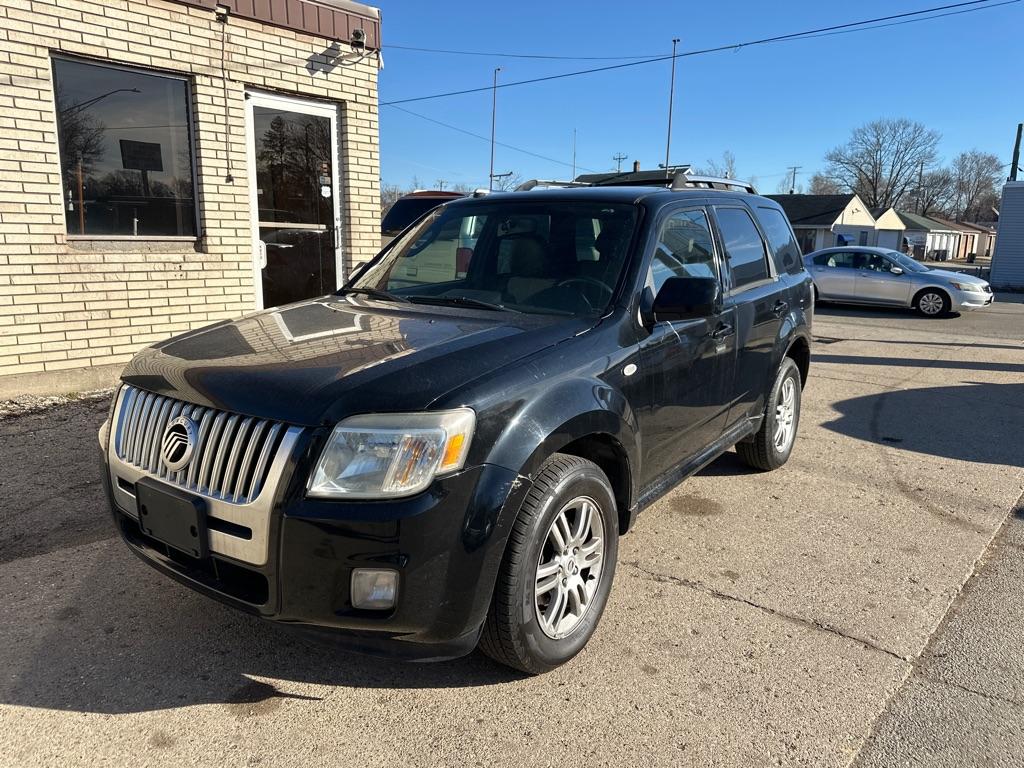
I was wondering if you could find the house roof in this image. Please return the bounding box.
[765,194,857,226]
[895,211,957,232]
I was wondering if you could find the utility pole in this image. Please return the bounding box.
[572,128,577,180]
[1010,122,1022,181]
[787,165,802,194]
[664,38,680,171]
[917,160,925,214]
[490,170,513,190]
[489,66,502,191]
[612,152,628,173]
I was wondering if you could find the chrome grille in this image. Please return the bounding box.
[115,386,287,504]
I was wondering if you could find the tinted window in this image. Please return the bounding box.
[52,57,195,237]
[382,197,457,234]
[648,209,717,295]
[757,207,803,274]
[715,207,770,287]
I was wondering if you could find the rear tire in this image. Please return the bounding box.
[479,453,618,674]
[914,289,950,317]
[736,357,802,471]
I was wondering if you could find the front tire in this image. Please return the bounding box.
[914,289,950,317]
[479,453,618,674]
[736,357,802,471]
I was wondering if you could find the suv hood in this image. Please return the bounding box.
[121,298,591,426]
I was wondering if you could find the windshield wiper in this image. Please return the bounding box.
[407,295,521,313]
[336,287,410,303]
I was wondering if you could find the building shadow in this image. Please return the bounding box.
[0,539,520,716]
[821,381,1024,467]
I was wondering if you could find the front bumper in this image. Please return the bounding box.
[105,446,530,660]
[950,288,994,311]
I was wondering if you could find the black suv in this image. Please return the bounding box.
[100,186,812,674]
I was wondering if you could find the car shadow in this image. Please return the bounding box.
[821,381,1024,467]
[0,539,521,715]
[814,303,963,321]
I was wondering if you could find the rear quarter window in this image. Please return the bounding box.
[757,207,804,275]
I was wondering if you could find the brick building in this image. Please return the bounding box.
[0,0,381,396]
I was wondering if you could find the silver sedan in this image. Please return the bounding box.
[803,247,993,317]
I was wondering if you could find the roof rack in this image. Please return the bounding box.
[672,172,757,194]
[514,179,592,191]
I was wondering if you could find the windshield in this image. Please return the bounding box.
[889,251,930,273]
[349,201,639,316]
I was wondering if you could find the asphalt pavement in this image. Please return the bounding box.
[1,296,1022,767]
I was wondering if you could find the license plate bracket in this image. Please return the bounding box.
[136,478,209,559]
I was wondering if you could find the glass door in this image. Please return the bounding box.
[245,92,342,309]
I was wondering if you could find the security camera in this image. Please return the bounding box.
[351,28,366,50]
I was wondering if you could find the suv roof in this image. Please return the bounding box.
[450,185,774,209]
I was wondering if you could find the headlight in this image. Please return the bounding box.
[308,409,476,499]
[950,281,983,292]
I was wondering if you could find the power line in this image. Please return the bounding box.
[381,0,1015,107]
[385,104,599,174]
[380,44,657,61]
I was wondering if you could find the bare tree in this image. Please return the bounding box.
[450,182,476,194]
[823,118,940,208]
[695,150,737,178]
[808,173,842,195]
[914,168,956,216]
[775,176,803,194]
[952,150,1003,220]
[380,182,403,217]
[492,172,523,192]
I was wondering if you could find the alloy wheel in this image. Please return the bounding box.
[534,496,606,639]
[774,377,797,452]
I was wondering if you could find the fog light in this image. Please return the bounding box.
[351,568,398,610]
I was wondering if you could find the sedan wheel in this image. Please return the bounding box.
[916,290,949,317]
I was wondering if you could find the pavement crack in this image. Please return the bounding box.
[624,559,907,662]
[918,672,1024,708]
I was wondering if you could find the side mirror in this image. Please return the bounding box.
[890,266,904,275]
[650,277,720,323]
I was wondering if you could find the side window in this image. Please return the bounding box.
[647,209,717,295]
[714,207,771,288]
[814,252,856,268]
[757,207,803,274]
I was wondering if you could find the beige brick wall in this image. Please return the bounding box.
[0,0,380,394]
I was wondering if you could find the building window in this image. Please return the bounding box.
[52,57,196,237]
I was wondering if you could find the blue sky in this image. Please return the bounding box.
[374,0,1022,191]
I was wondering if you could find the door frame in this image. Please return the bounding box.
[243,89,344,310]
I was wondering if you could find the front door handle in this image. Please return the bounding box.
[709,322,734,340]
[772,300,789,316]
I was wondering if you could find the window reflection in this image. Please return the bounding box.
[52,57,196,237]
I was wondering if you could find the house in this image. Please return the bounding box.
[990,181,1024,288]
[957,221,998,259]
[766,194,877,254]
[895,213,961,261]
[0,0,382,397]
[871,207,907,251]
[926,217,991,260]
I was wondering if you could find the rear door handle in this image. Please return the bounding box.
[709,323,734,340]
[772,300,789,316]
